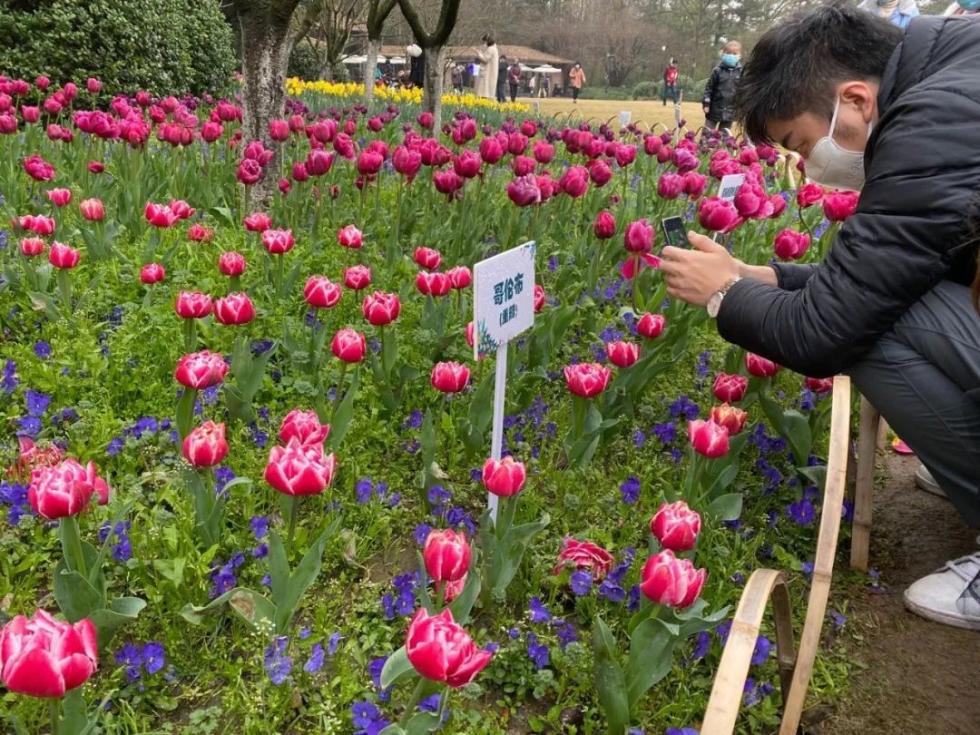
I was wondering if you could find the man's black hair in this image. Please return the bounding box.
[736,1,903,143]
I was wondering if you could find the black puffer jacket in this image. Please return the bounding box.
[703,64,741,122]
[717,16,980,378]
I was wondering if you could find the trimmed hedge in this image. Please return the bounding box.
[0,0,236,96]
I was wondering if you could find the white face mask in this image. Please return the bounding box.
[805,97,872,191]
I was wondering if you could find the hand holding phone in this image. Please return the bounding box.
[661,216,688,250]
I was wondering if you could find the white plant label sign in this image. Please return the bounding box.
[473,241,536,361]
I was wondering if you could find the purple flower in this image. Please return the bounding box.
[528,596,551,624]
[25,389,51,417]
[526,633,549,669]
[691,630,711,661]
[668,395,699,420]
[569,570,592,596]
[652,420,677,445]
[555,620,578,649]
[250,515,269,540]
[114,643,143,682]
[830,609,847,630]
[304,643,325,673]
[418,693,441,713]
[786,497,815,526]
[142,642,165,674]
[632,429,646,448]
[751,636,771,666]
[16,416,41,438]
[619,476,640,504]
[356,478,374,504]
[2,360,18,394]
[263,636,292,685]
[352,701,390,735]
[33,341,52,359]
[327,631,342,655]
[214,465,235,497]
[413,523,432,546]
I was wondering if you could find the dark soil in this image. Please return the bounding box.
[813,453,980,735]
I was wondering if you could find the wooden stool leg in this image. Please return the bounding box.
[850,397,880,572]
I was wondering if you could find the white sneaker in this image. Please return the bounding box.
[914,464,946,499]
[903,552,980,631]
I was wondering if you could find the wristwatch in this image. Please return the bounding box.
[706,276,741,318]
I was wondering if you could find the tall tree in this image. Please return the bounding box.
[294,0,365,81]
[365,0,398,101]
[396,0,462,129]
[228,0,304,204]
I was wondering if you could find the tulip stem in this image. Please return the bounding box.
[399,678,428,727]
[56,269,72,318]
[287,496,300,551]
[332,362,349,417]
[61,516,88,578]
[49,698,61,735]
[183,318,197,353]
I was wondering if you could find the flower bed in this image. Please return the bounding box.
[0,75,856,734]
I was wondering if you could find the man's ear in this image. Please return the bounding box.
[838,80,878,125]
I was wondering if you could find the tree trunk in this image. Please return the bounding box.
[364,37,381,103]
[422,46,446,130]
[238,9,295,207]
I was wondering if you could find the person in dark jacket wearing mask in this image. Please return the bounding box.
[702,41,742,130]
[661,3,980,631]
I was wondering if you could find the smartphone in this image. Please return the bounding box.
[661,216,688,249]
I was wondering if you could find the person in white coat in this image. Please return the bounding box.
[476,34,499,100]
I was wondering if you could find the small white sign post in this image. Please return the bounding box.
[718,173,746,202]
[473,241,536,522]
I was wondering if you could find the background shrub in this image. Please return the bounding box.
[0,0,236,96]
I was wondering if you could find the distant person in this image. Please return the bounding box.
[451,64,464,94]
[569,62,586,103]
[407,44,425,89]
[540,75,550,98]
[662,58,680,106]
[858,0,920,29]
[945,0,979,14]
[702,41,742,131]
[497,54,509,103]
[476,34,500,100]
[508,60,522,102]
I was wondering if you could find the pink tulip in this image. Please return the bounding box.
[214,292,255,325]
[244,212,272,232]
[804,376,834,394]
[48,242,80,269]
[414,247,442,271]
[344,265,372,291]
[796,183,824,208]
[19,214,56,236]
[688,419,730,458]
[278,409,330,446]
[331,328,366,363]
[356,149,384,177]
[589,159,612,186]
[393,146,422,180]
[698,196,742,233]
[650,501,702,552]
[593,210,616,240]
[553,538,614,579]
[174,350,229,390]
[713,373,748,403]
[534,284,546,313]
[447,265,472,290]
[479,136,505,164]
[182,421,228,468]
[559,165,589,198]
[624,219,655,253]
[187,223,213,243]
[416,271,452,297]
[637,313,665,339]
[145,202,177,228]
[218,251,246,277]
[433,170,464,196]
[465,321,475,348]
[46,188,71,207]
[23,154,55,181]
[87,161,104,174]
[19,237,45,257]
[174,291,212,319]
[362,291,400,325]
[423,529,471,583]
[0,610,97,698]
[168,199,194,220]
[745,352,780,378]
[683,172,708,198]
[304,276,342,309]
[264,438,336,496]
[822,190,859,222]
[482,456,526,497]
[606,341,639,368]
[640,549,707,608]
[417,111,434,129]
[733,182,767,218]
[453,150,482,179]
[431,361,470,393]
[506,174,541,207]
[563,362,611,398]
[268,119,290,141]
[27,459,110,519]
[337,224,362,249]
[79,198,104,221]
[140,263,165,284]
[657,173,685,200]
[773,229,811,261]
[710,403,748,436]
[533,140,554,164]
[261,228,294,255]
[406,608,492,688]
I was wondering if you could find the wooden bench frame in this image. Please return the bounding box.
[701,375,852,735]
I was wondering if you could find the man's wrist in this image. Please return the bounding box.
[736,261,778,287]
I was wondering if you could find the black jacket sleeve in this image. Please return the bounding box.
[717,85,980,378]
[772,263,817,291]
[702,69,717,108]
